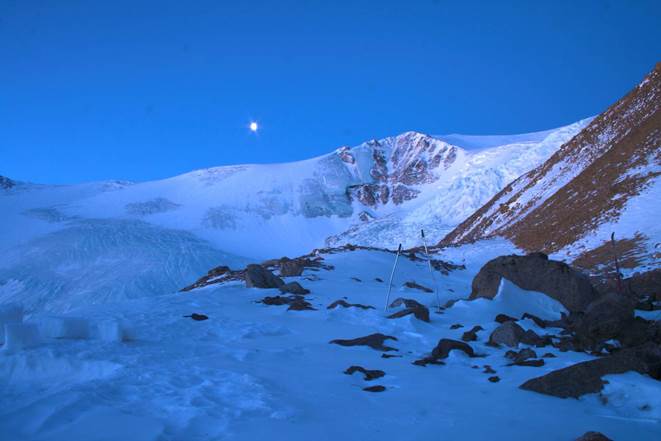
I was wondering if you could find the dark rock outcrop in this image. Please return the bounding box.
[344,366,385,381]
[575,432,613,441]
[259,295,316,311]
[520,343,661,398]
[363,385,386,392]
[330,333,398,352]
[488,321,549,348]
[495,313,517,324]
[387,298,430,322]
[279,257,304,277]
[505,348,537,364]
[404,281,433,293]
[245,264,284,289]
[470,253,600,312]
[279,281,310,295]
[461,325,484,342]
[327,300,375,310]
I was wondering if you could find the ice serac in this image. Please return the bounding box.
[441,62,661,275]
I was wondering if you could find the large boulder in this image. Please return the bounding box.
[245,264,284,289]
[520,343,661,398]
[279,257,304,277]
[470,253,600,312]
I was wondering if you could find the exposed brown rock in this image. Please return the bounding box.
[344,366,385,381]
[327,300,375,310]
[404,281,433,293]
[461,325,484,342]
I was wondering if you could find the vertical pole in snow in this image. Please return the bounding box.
[610,232,624,295]
[384,244,402,312]
[421,229,441,311]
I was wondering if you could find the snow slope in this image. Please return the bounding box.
[0,122,587,312]
[0,243,658,441]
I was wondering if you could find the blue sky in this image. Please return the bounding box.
[1,0,660,184]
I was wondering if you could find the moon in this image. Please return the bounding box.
[249,122,258,132]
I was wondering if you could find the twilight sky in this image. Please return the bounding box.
[1,0,660,184]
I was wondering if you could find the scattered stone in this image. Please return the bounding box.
[505,348,537,363]
[344,366,385,381]
[245,264,284,289]
[278,257,304,277]
[330,333,398,352]
[488,376,500,383]
[521,312,548,328]
[495,313,517,324]
[450,323,464,330]
[413,358,445,367]
[488,321,549,348]
[279,281,310,295]
[381,354,402,359]
[483,365,496,374]
[461,325,484,342]
[351,277,362,282]
[259,295,316,311]
[387,298,430,322]
[542,352,557,358]
[575,431,613,441]
[375,277,384,283]
[404,281,433,293]
[470,253,600,312]
[511,359,545,367]
[520,342,661,398]
[363,385,386,392]
[432,338,476,359]
[327,300,375,310]
[183,313,208,321]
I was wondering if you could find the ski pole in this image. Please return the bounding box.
[384,244,402,311]
[421,229,441,311]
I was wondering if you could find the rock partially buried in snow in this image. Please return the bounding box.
[184,313,209,321]
[327,300,375,310]
[387,298,430,322]
[279,281,310,295]
[520,342,661,398]
[363,385,386,392]
[344,366,385,381]
[575,431,613,441]
[403,281,433,293]
[415,338,477,366]
[470,253,600,312]
[488,321,549,348]
[330,333,398,352]
[245,264,284,289]
[461,325,484,342]
[278,257,304,277]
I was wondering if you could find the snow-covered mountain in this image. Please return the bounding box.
[441,63,661,277]
[0,123,588,311]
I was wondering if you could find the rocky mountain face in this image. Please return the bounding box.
[343,132,459,208]
[441,63,661,276]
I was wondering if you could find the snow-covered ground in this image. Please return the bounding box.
[1,241,658,441]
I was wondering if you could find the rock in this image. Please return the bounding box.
[521,312,547,328]
[488,376,500,383]
[505,348,537,363]
[381,354,402,359]
[489,321,549,348]
[431,338,476,359]
[330,333,398,352]
[279,257,304,277]
[575,431,613,441]
[495,313,517,324]
[461,325,484,342]
[344,366,385,381]
[404,281,433,293]
[363,385,386,392]
[279,281,310,295]
[387,298,430,322]
[542,352,557,358]
[575,292,635,343]
[245,264,284,289]
[183,313,208,321]
[375,277,384,282]
[483,365,496,374]
[259,295,316,311]
[511,359,545,367]
[471,253,600,312]
[520,343,661,398]
[623,268,661,302]
[327,300,375,310]
[450,323,464,330]
[351,277,362,282]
